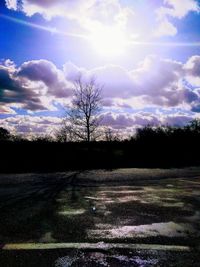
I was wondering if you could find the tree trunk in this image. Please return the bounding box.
[87,124,90,142]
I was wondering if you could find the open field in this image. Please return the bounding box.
[0,168,200,266]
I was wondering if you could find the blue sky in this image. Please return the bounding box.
[0,0,200,136]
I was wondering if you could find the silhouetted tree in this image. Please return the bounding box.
[55,119,75,142]
[66,76,102,142]
[0,127,11,141]
[187,119,200,132]
[31,134,54,143]
[136,125,156,141]
[104,127,120,142]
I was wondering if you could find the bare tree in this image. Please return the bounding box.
[55,119,75,142]
[65,76,102,142]
[104,127,120,142]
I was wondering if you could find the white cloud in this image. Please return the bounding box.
[7,0,131,30]
[183,56,200,89]
[155,0,199,36]
[1,55,200,121]
[159,0,199,19]
[5,0,199,38]
[154,18,177,37]
[5,0,18,10]
[24,0,94,22]
[63,55,200,110]
[184,55,200,77]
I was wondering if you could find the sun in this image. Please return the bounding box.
[89,26,127,57]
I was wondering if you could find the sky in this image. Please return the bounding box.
[0,0,200,137]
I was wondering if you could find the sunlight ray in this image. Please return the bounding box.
[1,14,200,50]
[0,14,86,39]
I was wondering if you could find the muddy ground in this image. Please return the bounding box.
[0,168,199,266]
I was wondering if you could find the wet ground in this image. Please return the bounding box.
[0,168,200,266]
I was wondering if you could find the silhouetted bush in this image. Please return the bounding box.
[0,127,11,141]
[1,120,200,172]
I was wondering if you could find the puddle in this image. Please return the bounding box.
[58,209,86,216]
[88,221,198,239]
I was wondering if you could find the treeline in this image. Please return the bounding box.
[1,119,200,172]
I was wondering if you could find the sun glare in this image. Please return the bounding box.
[89,26,127,57]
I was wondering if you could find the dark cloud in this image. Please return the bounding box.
[164,114,194,127]
[25,0,63,8]
[0,65,45,110]
[18,60,58,86]
[0,112,197,137]
[100,113,134,129]
[100,111,196,132]
[18,60,72,97]
[191,104,200,113]
[0,68,18,91]
[183,88,199,103]
[100,112,161,129]
[0,115,61,135]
